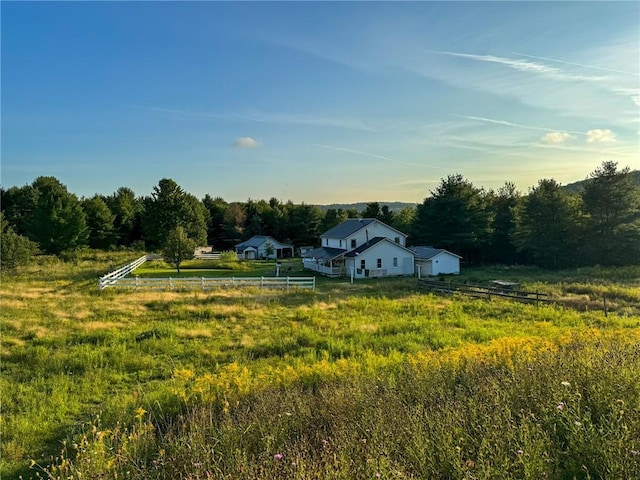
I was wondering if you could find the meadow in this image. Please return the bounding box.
[1,251,639,479]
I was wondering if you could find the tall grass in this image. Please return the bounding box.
[34,333,640,479]
[1,252,639,479]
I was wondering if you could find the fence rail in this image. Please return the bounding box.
[193,253,225,260]
[99,255,149,290]
[101,276,315,291]
[418,278,551,306]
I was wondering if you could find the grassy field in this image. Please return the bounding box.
[1,251,639,479]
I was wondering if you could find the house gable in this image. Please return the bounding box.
[321,219,407,249]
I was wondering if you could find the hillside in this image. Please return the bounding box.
[315,201,417,213]
[563,169,640,193]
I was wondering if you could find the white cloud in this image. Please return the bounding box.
[586,129,616,143]
[542,132,573,144]
[233,136,260,148]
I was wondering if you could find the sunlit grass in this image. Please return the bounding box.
[1,251,639,479]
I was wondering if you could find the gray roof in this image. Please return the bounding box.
[302,246,347,261]
[410,246,462,260]
[344,237,416,257]
[320,218,377,238]
[343,237,386,257]
[235,235,291,249]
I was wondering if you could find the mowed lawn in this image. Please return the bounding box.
[1,251,639,479]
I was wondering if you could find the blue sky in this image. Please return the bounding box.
[2,1,638,203]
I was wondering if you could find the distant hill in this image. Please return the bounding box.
[563,170,640,193]
[315,201,417,213]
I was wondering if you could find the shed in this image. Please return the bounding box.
[410,246,462,276]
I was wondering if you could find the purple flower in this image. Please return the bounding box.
[274,453,283,461]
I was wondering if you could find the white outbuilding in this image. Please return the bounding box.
[410,246,462,277]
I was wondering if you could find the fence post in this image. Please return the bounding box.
[169,277,173,290]
[202,277,205,291]
[261,276,264,289]
[536,291,539,307]
[135,276,139,290]
[603,296,608,317]
[287,276,290,289]
[313,277,316,290]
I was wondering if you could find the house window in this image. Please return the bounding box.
[339,240,342,247]
[325,238,328,246]
[360,259,366,269]
[351,239,357,248]
[393,257,398,267]
[394,237,400,244]
[377,258,382,268]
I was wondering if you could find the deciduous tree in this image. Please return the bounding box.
[162,226,196,273]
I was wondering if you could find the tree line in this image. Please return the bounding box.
[1,161,638,270]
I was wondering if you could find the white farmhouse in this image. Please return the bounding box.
[410,246,462,276]
[235,236,294,260]
[303,218,414,278]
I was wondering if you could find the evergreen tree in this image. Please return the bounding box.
[1,185,37,236]
[411,174,491,262]
[1,213,38,269]
[106,187,143,246]
[142,179,207,249]
[487,182,521,264]
[581,161,640,265]
[24,176,88,255]
[202,195,228,248]
[82,196,116,249]
[516,179,581,268]
[380,205,395,226]
[362,202,382,219]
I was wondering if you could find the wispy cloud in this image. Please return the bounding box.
[440,51,605,82]
[239,111,376,132]
[311,144,450,170]
[148,107,375,132]
[233,136,260,148]
[512,52,640,77]
[451,114,584,136]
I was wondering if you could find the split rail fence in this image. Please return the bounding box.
[417,278,551,306]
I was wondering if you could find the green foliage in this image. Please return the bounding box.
[412,174,491,262]
[581,161,640,265]
[162,226,196,273]
[142,179,208,249]
[105,187,144,246]
[516,179,581,268]
[0,213,38,270]
[32,334,640,480]
[81,196,116,249]
[24,177,88,255]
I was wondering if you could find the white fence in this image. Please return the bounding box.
[193,253,224,260]
[99,255,149,290]
[103,276,315,291]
